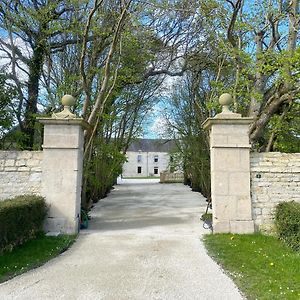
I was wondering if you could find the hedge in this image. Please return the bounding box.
[0,195,47,254]
[275,201,300,252]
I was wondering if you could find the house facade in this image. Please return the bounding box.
[122,139,176,177]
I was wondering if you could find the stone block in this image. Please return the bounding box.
[239,150,250,168]
[44,217,67,233]
[255,196,270,203]
[253,207,262,216]
[262,207,272,215]
[43,134,81,149]
[43,124,82,149]
[32,151,43,159]
[211,134,228,145]
[16,159,27,167]
[29,173,41,182]
[42,149,80,171]
[236,196,252,219]
[5,166,17,172]
[18,151,33,159]
[211,171,229,195]
[213,220,231,233]
[212,124,249,136]
[212,148,242,171]
[257,182,270,187]
[42,171,63,194]
[212,195,236,220]
[251,166,270,172]
[44,214,79,235]
[45,196,76,218]
[31,167,42,172]
[2,151,17,159]
[227,134,249,145]
[18,166,30,172]
[259,161,274,166]
[230,220,255,233]
[27,159,41,167]
[5,159,15,167]
[229,172,250,196]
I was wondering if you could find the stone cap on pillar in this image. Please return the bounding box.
[53,94,77,119]
[38,95,90,130]
[202,93,253,130]
[38,118,90,130]
[215,93,241,119]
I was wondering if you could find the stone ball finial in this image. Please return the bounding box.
[219,93,233,106]
[219,93,233,114]
[61,94,76,107]
[52,94,77,119]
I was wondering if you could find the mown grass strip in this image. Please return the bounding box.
[203,233,300,300]
[0,234,76,283]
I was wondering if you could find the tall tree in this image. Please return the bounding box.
[0,0,85,149]
[223,0,300,147]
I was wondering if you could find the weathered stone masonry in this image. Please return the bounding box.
[203,93,300,234]
[0,151,43,201]
[1,93,299,235]
[0,95,86,234]
[250,152,300,231]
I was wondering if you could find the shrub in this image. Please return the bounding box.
[275,201,300,251]
[0,195,47,253]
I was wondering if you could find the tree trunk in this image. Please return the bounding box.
[22,42,45,149]
[249,91,292,143]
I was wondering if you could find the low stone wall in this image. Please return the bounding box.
[250,152,300,232]
[0,151,43,201]
[160,172,184,183]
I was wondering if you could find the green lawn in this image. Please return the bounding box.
[203,234,300,300]
[0,234,76,283]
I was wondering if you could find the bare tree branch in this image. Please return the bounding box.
[226,0,243,47]
[87,0,132,126]
[81,0,105,118]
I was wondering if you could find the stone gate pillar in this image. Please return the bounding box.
[39,95,89,234]
[202,94,254,233]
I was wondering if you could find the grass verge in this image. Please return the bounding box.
[0,234,76,283]
[203,233,300,300]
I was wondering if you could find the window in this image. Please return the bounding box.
[154,155,158,163]
[137,166,142,174]
[137,154,142,162]
[154,167,159,175]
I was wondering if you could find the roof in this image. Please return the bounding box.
[127,139,177,153]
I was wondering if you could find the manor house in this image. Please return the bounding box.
[122,139,176,177]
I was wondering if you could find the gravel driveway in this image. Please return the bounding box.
[0,179,243,299]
